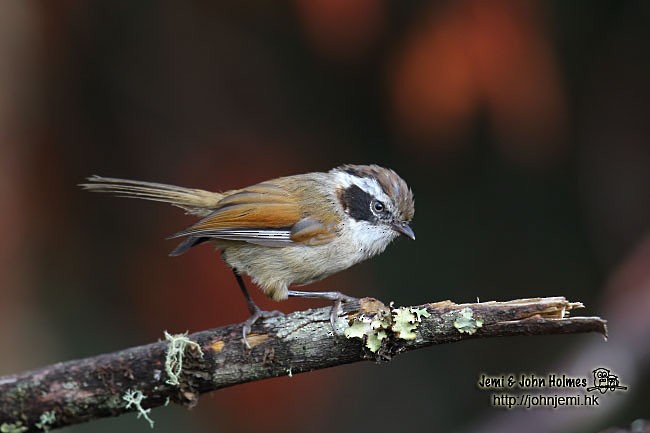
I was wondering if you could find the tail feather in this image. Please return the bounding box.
[169,236,210,256]
[80,175,223,216]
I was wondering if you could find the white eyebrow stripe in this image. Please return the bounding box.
[334,171,388,203]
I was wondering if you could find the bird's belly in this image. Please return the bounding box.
[219,241,359,301]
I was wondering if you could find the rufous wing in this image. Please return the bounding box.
[289,218,337,246]
[170,182,337,247]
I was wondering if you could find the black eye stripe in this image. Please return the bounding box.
[339,184,374,222]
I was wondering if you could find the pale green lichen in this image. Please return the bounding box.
[164,330,204,386]
[412,307,431,322]
[344,309,392,353]
[123,389,154,428]
[35,410,56,431]
[345,305,430,350]
[365,329,387,352]
[453,307,483,335]
[0,422,28,433]
[391,307,422,340]
[344,318,372,340]
[371,311,392,330]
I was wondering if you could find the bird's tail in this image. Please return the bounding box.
[80,175,223,216]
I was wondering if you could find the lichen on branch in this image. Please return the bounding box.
[0,296,606,432]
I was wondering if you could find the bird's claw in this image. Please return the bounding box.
[242,307,283,349]
[329,294,357,333]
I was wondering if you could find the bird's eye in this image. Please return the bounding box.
[372,200,385,213]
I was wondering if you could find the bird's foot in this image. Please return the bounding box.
[242,306,283,349]
[287,290,358,334]
[329,294,357,330]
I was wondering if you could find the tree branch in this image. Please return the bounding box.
[0,296,606,432]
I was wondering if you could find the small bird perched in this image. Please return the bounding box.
[81,164,415,346]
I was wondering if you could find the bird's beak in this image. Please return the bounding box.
[392,221,415,240]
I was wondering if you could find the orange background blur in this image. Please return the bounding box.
[1,1,649,432]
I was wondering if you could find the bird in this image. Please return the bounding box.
[81,164,415,347]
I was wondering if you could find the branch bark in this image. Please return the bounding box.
[0,296,606,432]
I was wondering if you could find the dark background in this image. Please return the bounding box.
[1,1,649,432]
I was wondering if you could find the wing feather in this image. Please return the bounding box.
[170,184,299,245]
[289,218,337,245]
[170,178,338,247]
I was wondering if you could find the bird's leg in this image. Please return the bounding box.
[287,290,357,331]
[233,271,260,316]
[232,270,281,348]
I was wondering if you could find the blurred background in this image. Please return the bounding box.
[1,1,649,432]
